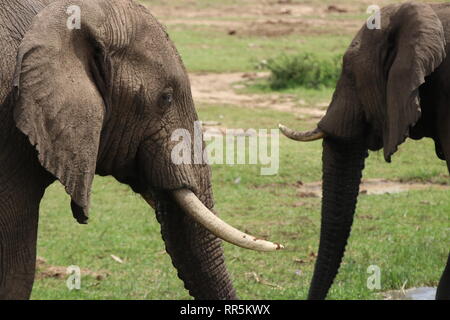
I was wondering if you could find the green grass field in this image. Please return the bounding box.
[31,0,449,300]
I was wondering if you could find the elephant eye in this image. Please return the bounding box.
[160,90,174,108]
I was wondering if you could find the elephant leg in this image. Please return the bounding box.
[436,252,450,300]
[155,198,237,300]
[435,113,450,300]
[0,204,39,300]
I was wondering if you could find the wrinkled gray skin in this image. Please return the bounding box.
[0,0,236,299]
[302,2,450,300]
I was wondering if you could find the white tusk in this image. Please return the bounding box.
[279,124,326,142]
[170,189,284,252]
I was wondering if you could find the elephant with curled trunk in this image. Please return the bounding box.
[0,0,282,300]
[280,2,450,300]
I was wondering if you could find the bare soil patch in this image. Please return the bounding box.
[255,179,450,198]
[148,1,368,37]
[145,0,402,37]
[190,72,326,118]
[36,256,110,281]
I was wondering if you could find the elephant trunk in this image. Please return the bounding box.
[308,137,367,300]
[153,192,237,299]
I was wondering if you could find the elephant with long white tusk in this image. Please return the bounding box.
[0,0,283,300]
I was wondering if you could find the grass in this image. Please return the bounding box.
[168,26,351,73]
[31,0,449,300]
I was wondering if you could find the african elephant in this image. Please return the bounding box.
[280,2,450,300]
[0,0,282,300]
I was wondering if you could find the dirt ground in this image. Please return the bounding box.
[254,179,450,201]
[36,256,109,281]
[294,179,450,198]
[189,72,327,117]
[149,0,395,37]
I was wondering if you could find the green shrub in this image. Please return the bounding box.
[264,53,343,90]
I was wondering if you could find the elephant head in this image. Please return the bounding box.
[13,0,282,299]
[279,2,447,299]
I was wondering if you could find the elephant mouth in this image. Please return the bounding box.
[142,189,284,252]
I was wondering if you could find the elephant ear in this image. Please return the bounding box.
[384,2,446,162]
[13,1,107,223]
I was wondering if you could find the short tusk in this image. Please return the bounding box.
[278,124,326,142]
[170,189,284,252]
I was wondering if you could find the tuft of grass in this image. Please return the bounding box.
[263,53,343,90]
